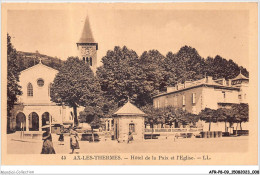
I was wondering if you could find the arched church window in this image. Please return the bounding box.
[86,57,89,63]
[90,57,92,66]
[83,57,85,62]
[27,83,33,97]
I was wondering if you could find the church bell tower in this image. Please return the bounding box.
[77,16,98,72]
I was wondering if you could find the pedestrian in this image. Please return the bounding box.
[70,127,80,154]
[58,125,64,145]
[127,132,133,144]
[58,133,64,145]
[41,125,55,154]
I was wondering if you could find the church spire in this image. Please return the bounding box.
[77,16,95,43]
[76,15,98,73]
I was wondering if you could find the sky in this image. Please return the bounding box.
[7,6,249,68]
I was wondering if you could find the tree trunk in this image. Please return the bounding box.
[229,122,233,134]
[92,128,94,142]
[240,122,242,130]
[225,121,227,132]
[208,121,211,131]
[7,116,10,134]
[73,106,78,126]
[151,123,153,139]
[235,123,238,136]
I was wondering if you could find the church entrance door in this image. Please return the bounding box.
[29,112,39,131]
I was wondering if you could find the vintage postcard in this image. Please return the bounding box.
[1,2,258,166]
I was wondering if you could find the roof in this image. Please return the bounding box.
[77,16,96,43]
[20,61,58,74]
[232,72,249,81]
[153,83,240,99]
[114,101,146,116]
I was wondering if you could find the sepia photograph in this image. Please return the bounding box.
[1,2,258,168]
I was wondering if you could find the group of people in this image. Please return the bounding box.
[41,125,135,154]
[40,125,80,154]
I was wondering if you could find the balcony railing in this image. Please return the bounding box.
[144,128,203,133]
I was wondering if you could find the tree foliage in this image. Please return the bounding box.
[50,57,101,126]
[7,34,22,132]
[142,105,199,128]
[199,108,218,131]
[97,46,148,108]
[200,104,249,132]
[16,51,64,72]
[97,45,249,110]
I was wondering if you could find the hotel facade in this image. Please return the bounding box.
[153,73,249,114]
[152,73,249,132]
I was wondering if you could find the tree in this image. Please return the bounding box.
[50,57,100,126]
[204,105,249,134]
[97,46,148,108]
[216,108,233,132]
[142,105,199,129]
[199,108,218,131]
[138,50,166,104]
[7,34,22,132]
[231,103,249,131]
[164,46,206,85]
[79,106,102,142]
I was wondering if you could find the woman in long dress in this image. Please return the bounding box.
[41,126,55,154]
[127,132,133,143]
[70,127,80,154]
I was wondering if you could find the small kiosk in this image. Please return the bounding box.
[113,101,146,142]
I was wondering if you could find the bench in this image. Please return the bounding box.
[144,134,160,139]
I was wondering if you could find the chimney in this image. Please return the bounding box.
[207,76,213,84]
[227,79,232,86]
[223,79,226,86]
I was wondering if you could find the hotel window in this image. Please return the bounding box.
[165,98,168,107]
[174,97,177,106]
[90,57,92,66]
[192,93,196,104]
[129,123,135,133]
[182,95,186,106]
[238,94,242,99]
[27,83,33,97]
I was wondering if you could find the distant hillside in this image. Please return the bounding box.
[17,51,64,72]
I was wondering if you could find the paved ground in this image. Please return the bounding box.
[7,133,248,154]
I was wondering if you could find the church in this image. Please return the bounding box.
[9,16,98,133]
